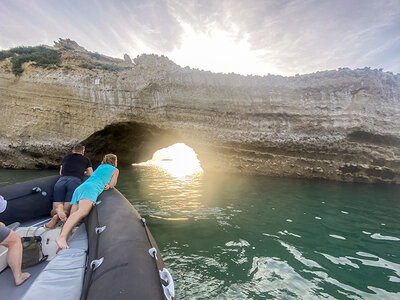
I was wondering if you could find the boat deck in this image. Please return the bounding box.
[0,218,87,300]
[0,218,50,299]
[0,260,49,299]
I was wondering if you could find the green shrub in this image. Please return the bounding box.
[10,56,24,75]
[96,63,124,72]
[79,63,95,70]
[0,46,61,75]
[90,52,102,59]
[0,50,12,60]
[62,45,75,51]
[79,61,124,72]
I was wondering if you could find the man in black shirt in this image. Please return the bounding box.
[45,144,93,229]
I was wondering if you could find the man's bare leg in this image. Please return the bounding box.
[56,199,93,249]
[49,202,59,217]
[56,202,69,222]
[1,231,30,285]
[44,214,59,229]
[58,202,72,222]
[45,202,63,229]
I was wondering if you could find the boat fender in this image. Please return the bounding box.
[95,225,106,234]
[148,247,158,260]
[90,257,104,271]
[160,268,175,300]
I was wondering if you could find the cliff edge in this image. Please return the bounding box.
[0,39,399,184]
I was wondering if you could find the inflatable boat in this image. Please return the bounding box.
[0,176,175,300]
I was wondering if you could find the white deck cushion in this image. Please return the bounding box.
[22,224,88,300]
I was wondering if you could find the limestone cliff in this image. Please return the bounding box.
[0,40,399,184]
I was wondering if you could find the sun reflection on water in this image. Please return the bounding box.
[132,143,205,219]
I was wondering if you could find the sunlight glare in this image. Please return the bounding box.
[134,143,203,178]
[169,22,278,76]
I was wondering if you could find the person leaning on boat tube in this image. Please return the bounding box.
[0,195,31,285]
[45,144,93,229]
[56,154,119,250]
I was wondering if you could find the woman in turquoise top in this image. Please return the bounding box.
[56,154,119,250]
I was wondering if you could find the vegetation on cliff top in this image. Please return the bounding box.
[79,61,126,72]
[0,40,128,76]
[78,51,128,71]
[1,39,398,81]
[0,46,61,76]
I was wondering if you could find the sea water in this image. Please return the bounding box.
[1,167,399,299]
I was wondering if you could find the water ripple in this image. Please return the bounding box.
[329,234,346,240]
[370,233,400,241]
[352,252,400,278]
[279,241,323,269]
[66,168,400,298]
[318,252,360,269]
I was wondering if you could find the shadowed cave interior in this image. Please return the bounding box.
[81,122,187,167]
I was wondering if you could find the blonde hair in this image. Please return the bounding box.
[102,154,117,167]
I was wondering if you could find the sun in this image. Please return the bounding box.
[134,143,203,178]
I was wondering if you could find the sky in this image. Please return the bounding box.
[0,0,399,76]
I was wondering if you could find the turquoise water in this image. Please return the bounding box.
[1,168,400,299]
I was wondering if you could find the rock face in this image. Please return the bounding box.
[123,54,132,64]
[0,42,399,184]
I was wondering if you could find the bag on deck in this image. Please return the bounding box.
[21,236,48,269]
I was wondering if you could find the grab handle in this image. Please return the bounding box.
[159,268,175,299]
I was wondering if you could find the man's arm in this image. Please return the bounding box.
[85,167,93,177]
[59,165,63,176]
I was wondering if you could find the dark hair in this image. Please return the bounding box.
[73,144,85,153]
[102,154,117,167]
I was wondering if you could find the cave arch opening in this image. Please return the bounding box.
[134,142,203,177]
[81,121,202,169]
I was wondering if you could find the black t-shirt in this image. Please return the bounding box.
[61,153,92,179]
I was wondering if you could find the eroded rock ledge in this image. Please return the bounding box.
[0,40,399,184]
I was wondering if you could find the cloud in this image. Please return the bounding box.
[166,0,400,74]
[0,0,183,55]
[0,0,399,75]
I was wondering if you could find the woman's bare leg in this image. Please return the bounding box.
[0,231,30,285]
[56,199,93,249]
[69,203,79,216]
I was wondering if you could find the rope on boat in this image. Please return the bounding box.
[5,187,47,201]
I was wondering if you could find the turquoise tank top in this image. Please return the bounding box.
[85,164,117,187]
[71,164,117,204]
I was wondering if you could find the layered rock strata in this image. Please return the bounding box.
[0,42,399,184]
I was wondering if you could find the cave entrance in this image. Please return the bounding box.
[134,143,203,177]
[82,121,190,167]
